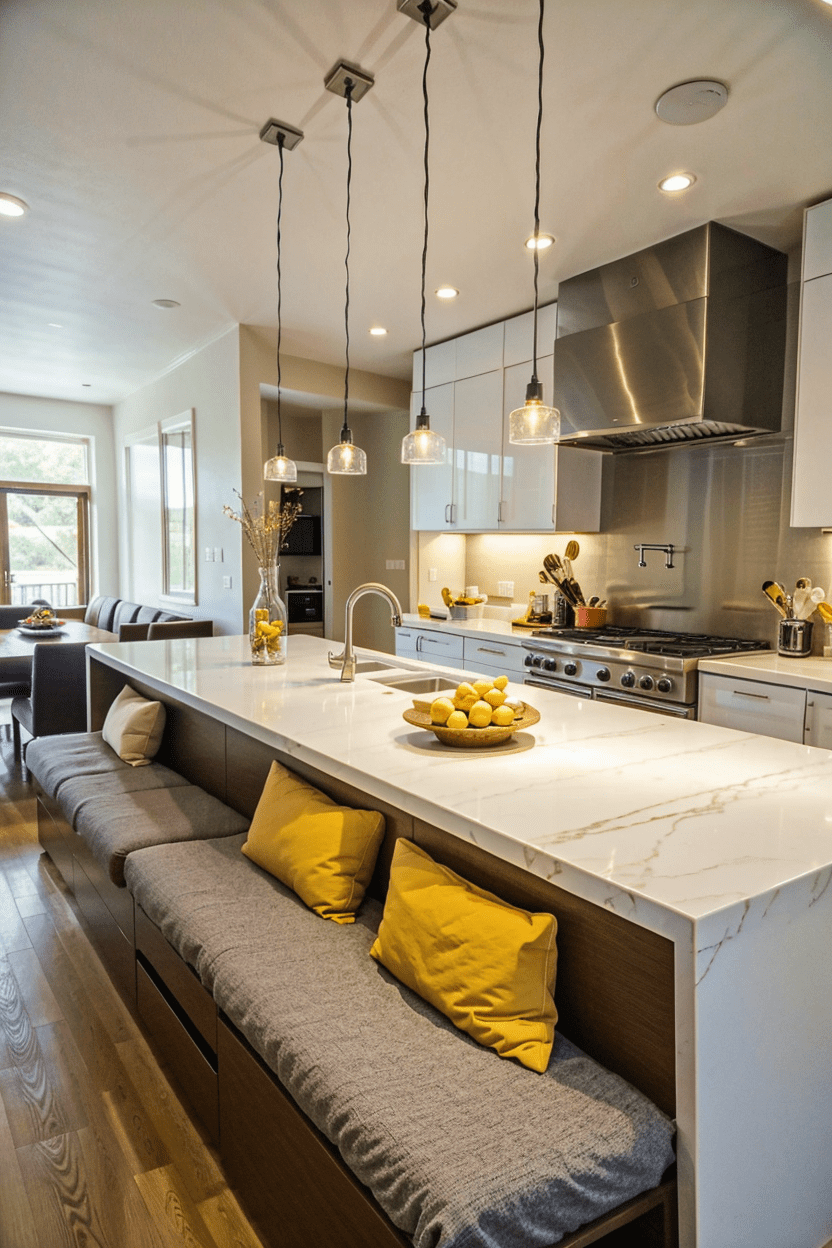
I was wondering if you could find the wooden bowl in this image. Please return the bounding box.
[402,702,540,748]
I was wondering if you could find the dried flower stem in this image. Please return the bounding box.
[223,489,303,567]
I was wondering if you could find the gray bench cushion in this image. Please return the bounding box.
[77,788,249,887]
[125,836,675,1248]
[27,732,131,799]
[57,765,190,825]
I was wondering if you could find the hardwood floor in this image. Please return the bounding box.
[0,722,266,1248]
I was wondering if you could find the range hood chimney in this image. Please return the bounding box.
[554,222,788,451]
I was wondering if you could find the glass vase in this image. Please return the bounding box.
[249,564,287,666]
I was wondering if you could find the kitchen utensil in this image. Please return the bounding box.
[793,588,812,620]
[402,702,540,749]
[587,596,601,607]
[778,618,813,656]
[796,577,812,590]
[441,587,454,609]
[762,581,787,616]
[816,601,832,624]
[564,539,580,561]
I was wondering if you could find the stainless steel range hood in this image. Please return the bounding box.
[554,222,788,451]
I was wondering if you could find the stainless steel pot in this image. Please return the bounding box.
[778,617,813,656]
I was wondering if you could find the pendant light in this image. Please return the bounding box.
[326,64,373,476]
[509,0,560,446]
[260,119,304,484]
[400,0,450,467]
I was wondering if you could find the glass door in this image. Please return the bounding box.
[0,487,90,608]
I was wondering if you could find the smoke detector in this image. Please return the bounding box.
[655,80,728,125]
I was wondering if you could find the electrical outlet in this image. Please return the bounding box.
[222,575,232,589]
[498,580,514,597]
[205,547,214,562]
[428,567,437,582]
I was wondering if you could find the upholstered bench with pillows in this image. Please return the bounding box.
[122,760,677,1248]
[28,684,249,1000]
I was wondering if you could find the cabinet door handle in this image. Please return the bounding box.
[416,635,422,652]
[732,690,770,700]
[444,504,450,523]
[497,502,503,523]
[552,503,556,525]
[450,503,456,524]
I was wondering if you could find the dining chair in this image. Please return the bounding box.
[147,619,214,640]
[11,642,89,761]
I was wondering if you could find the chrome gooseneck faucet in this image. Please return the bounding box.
[634,543,675,569]
[328,582,403,682]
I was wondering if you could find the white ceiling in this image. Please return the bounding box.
[2,0,831,407]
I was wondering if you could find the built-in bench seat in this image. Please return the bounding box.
[124,833,676,1248]
[27,731,249,999]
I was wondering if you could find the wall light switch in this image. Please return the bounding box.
[205,547,214,562]
[385,559,406,571]
[428,567,437,582]
[214,547,223,562]
[498,580,514,598]
[222,575,232,589]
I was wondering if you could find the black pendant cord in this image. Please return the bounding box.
[341,78,354,442]
[418,0,432,424]
[275,133,285,452]
[531,0,544,385]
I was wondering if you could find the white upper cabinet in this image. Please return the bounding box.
[791,198,832,527]
[410,306,602,533]
[453,370,503,529]
[503,304,557,367]
[409,383,456,530]
[454,322,504,379]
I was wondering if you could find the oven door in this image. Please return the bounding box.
[524,676,592,699]
[594,689,696,719]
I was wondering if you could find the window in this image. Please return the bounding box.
[124,410,196,606]
[0,432,91,608]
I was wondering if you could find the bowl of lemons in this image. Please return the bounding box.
[402,675,539,748]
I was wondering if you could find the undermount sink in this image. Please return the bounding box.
[371,673,457,695]
[353,660,401,674]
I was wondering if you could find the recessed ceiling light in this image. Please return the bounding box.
[659,172,696,193]
[0,193,28,218]
[152,298,180,309]
[435,286,459,300]
[525,232,555,251]
[369,326,388,336]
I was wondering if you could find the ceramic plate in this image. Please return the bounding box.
[17,621,66,635]
[402,702,539,748]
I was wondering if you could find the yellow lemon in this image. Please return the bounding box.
[493,674,509,691]
[455,682,477,701]
[453,692,478,712]
[472,678,494,697]
[468,700,493,728]
[430,697,455,725]
[491,704,515,727]
[483,687,506,709]
[446,710,469,730]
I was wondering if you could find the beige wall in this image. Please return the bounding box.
[323,408,410,654]
[263,400,323,464]
[0,391,119,601]
[113,327,243,635]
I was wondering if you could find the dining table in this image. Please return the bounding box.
[0,619,118,682]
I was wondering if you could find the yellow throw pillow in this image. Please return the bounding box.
[102,684,166,767]
[242,761,385,924]
[370,840,558,1072]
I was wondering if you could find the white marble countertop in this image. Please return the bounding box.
[88,633,832,934]
[399,613,534,645]
[700,649,832,693]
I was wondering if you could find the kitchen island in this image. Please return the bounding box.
[86,633,832,1248]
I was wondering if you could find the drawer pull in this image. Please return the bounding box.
[732,690,770,700]
[477,646,506,656]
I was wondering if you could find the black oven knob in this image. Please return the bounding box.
[524,654,535,667]
[531,654,545,668]
[596,667,611,683]
[542,657,558,672]
[620,671,635,688]
[657,678,673,694]
[639,675,654,691]
[563,662,577,676]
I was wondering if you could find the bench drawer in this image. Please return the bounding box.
[137,962,219,1144]
[136,906,217,1051]
[72,857,136,1006]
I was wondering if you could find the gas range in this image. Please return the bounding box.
[521,626,770,718]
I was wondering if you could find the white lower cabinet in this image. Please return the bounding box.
[395,627,464,666]
[698,673,806,742]
[803,691,832,748]
[462,637,525,678]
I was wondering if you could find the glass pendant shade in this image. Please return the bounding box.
[264,444,298,483]
[401,415,446,464]
[327,431,367,475]
[509,379,560,445]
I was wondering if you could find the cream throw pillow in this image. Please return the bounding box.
[102,685,166,767]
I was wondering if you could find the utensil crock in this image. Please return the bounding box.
[574,606,607,629]
[778,617,813,656]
